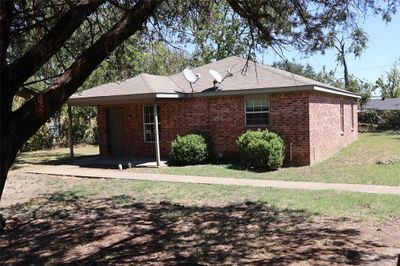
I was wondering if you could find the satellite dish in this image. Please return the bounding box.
[183,68,197,83]
[209,69,223,83]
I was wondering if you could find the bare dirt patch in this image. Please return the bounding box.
[1,171,399,265]
[1,196,399,265]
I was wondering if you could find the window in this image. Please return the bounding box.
[340,100,344,133]
[351,104,354,131]
[143,105,160,142]
[245,98,269,126]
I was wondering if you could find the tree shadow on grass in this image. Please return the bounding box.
[0,193,394,265]
[223,162,289,173]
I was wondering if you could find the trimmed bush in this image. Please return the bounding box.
[170,134,212,165]
[236,129,285,170]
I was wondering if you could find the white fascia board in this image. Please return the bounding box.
[155,93,183,99]
[313,86,361,99]
[68,93,157,106]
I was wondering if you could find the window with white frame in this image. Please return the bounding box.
[340,100,344,133]
[143,105,160,142]
[245,98,269,126]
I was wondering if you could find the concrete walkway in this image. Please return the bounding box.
[27,165,400,196]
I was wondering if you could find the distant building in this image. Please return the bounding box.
[363,98,400,111]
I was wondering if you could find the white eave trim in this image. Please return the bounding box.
[314,86,361,99]
[68,93,157,106]
[155,93,183,99]
[68,92,183,106]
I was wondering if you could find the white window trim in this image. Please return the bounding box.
[244,98,269,127]
[143,105,160,143]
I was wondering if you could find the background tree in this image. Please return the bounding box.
[187,3,254,64]
[328,28,368,91]
[273,60,373,106]
[1,0,398,201]
[375,59,400,99]
[272,60,319,80]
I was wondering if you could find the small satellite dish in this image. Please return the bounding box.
[183,68,197,83]
[209,69,223,83]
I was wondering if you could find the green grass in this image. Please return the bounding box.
[6,134,400,221]
[25,176,400,221]
[13,133,400,187]
[131,133,400,186]
[12,145,99,169]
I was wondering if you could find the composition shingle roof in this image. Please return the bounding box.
[363,98,400,110]
[69,56,359,104]
[169,56,339,93]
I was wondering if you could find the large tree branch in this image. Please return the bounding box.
[4,0,106,96]
[10,0,164,148]
[226,0,274,44]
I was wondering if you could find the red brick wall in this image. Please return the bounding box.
[268,92,311,165]
[97,96,245,158]
[97,91,358,166]
[308,91,358,164]
[97,107,108,155]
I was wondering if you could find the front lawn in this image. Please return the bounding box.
[13,133,400,186]
[2,171,400,222]
[132,133,400,186]
[3,148,400,264]
[1,172,400,264]
[12,145,99,169]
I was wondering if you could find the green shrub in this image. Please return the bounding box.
[236,129,285,170]
[22,124,53,152]
[359,110,400,131]
[170,134,212,165]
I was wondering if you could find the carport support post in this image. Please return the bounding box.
[153,104,160,167]
[68,104,74,160]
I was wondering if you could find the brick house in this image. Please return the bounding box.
[69,56,359,166]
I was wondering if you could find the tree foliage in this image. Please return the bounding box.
[328,28,368,89]
[272,60,373,106]
[272,60,319,80]
[375,60,400,99]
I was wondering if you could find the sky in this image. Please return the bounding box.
[260,13,400,85]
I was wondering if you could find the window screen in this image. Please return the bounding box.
[245,99,269,126]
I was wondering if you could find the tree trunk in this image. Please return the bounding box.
[0,128,20,201]
[0,0,163,201]
[343,56,349,90]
